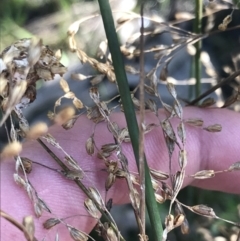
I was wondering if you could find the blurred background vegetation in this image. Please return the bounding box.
[1,0,240,240]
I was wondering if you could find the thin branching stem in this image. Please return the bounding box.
[139,1,146,237]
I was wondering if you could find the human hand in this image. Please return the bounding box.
[1,107,240,240]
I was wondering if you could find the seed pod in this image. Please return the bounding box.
[185,118,204,127]
[161,119,176,141]
[173,100,182,119]
[84,198,100,219]
[167,82,177,98]
[155,193,165,203]
[89,87,100,103]
[177,122,186,144]
[199,97,215,108]
[68,226,88,241]
[73,97,83,109]
[178,149,187,169]
[43,218,61,230]
[22,216,35,241]
[160,65,168,81]
[191,204,216,217]
[85,136,94,156]
[60,78,70,93]
[181,218,190,234]
[88,187,105,209]
[150,168,169,181]
[61,170,84,180]
[20,157,32,174]
[105,173,116,191]
[228,161,240,171]
[203,124,222,132]
[173,214,185,228]
[191,170,215,179]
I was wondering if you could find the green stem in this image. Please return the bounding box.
[97,1,163,240]
[194,0,202,99]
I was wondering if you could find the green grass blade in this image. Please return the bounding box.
[97,1,163,240]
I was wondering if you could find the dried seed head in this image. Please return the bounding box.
[203,124,222,132]
[88,187,105,209]
[73,97,83,109]
[160,65,168,81]
[106,225,118,241]
[129,173,139,185]
[60,78,70,93]
[199,97,215,108]
[101,143,118,154]
[150,168,169,181]
[173,100,183,119]
[54,107,75,125]
[181,218,190,234]
[84,198,100,219]
[129,188,140,210]
[191,170,215,179]
[89,87,100,103]
[165,214,174,231]
[34,202,43,218]
[20,157,32,174]
[85,136,95,156]
[43,218,60,230]
[105,173,116,191]
[67,226,88,241]
[155,193,165,203]
[1,141,22,158]
[37,197,51,213]
[228,161,240,171]
[178,149,187,169]
[86,105,104,123]
[62,116,78,130]
[185,118,204,127]
[173,214,185,228]
[191,204,216,217]
[167,82,177,98]
[177,122,186,144]
[90,74,105,85]
[64,156,80,170]
[61,169,84,180]
[26,122,48,139]
[22,215,35,241]
[161,119,176,141]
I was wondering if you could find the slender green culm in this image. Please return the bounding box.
[194,0,202,99]
[97,0,163,240]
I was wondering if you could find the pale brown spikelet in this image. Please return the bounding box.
[67,225,88,241]
[228,161,240,171]
[1,141,22,158]
[20,157,33,174]
[191,170,215,179]
[185,118,204,127]
[26,122,48,139]
[43,218,61,230]
[84,198,100,219]
[191,204,216,217]
[203,124,222,132]
[54,106,75,125]
[22,216,35,241]
[150,168,169,181]
[85,136,95,156]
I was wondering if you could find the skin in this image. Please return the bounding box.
[1,107,240,240]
